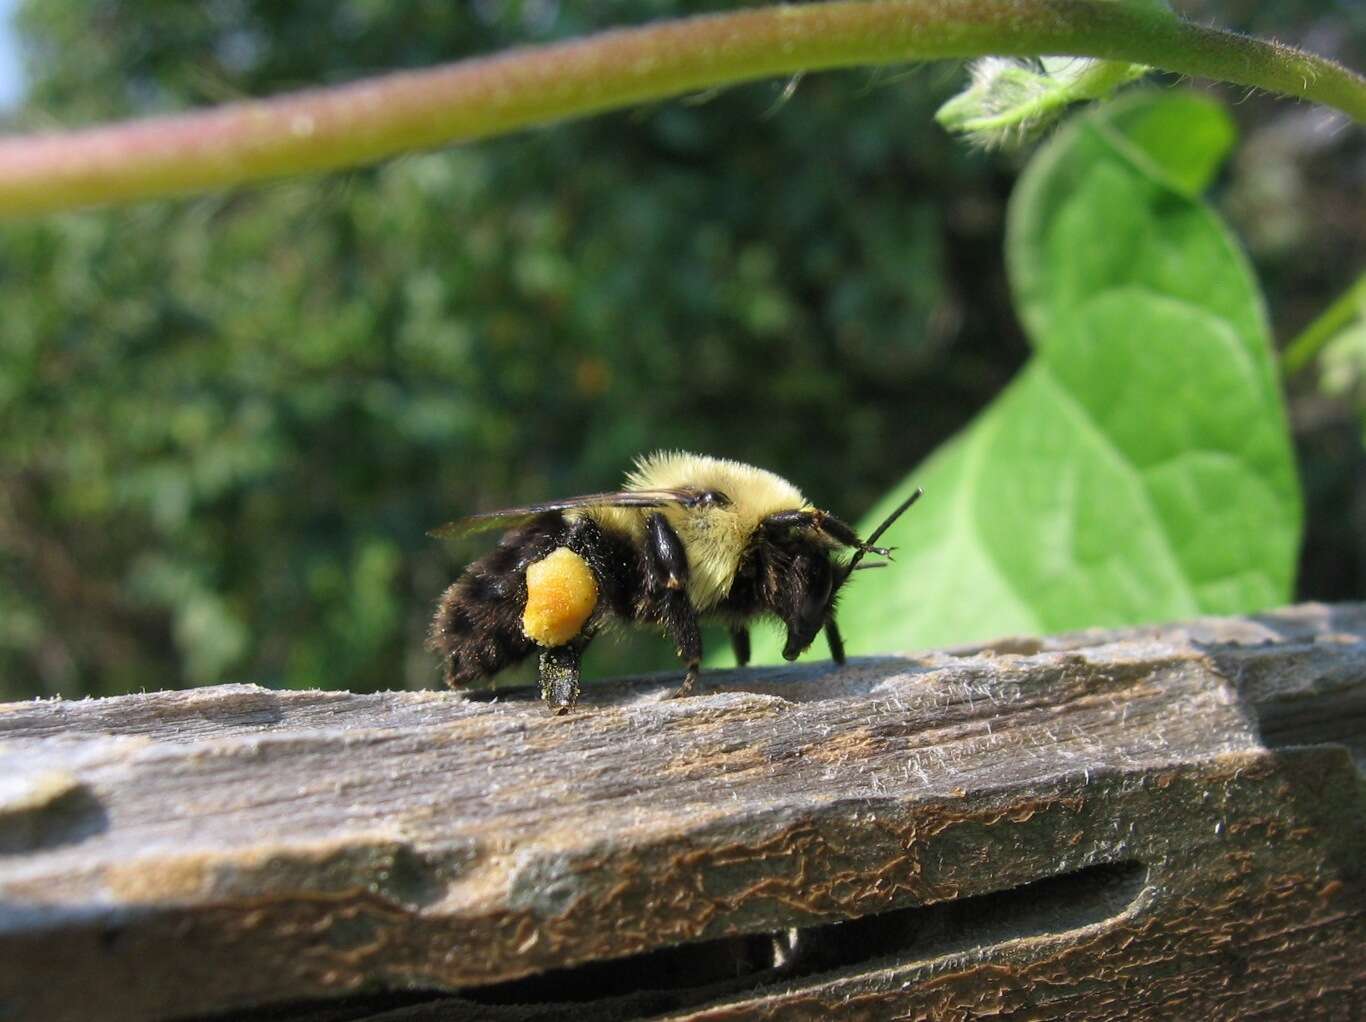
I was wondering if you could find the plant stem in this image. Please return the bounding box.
[1282,272,1366,378]
[0,0,1362,216]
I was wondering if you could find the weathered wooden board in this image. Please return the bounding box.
[1,603,1363,1021]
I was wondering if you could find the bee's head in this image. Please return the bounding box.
[772,546,844,661]
[751,516,852,661]
[755,489,922,661]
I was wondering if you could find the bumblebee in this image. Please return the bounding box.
[428,452,920,713]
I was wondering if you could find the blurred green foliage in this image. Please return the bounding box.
[1,1,1026,698]
[0,1,1360,700]
[1321,314,1366,445]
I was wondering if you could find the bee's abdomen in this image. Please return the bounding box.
[428,515,566,687]
[429,577,533,687]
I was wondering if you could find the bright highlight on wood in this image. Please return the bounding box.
[0,1,1362,217]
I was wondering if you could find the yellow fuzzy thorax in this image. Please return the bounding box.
[577,451,810,611]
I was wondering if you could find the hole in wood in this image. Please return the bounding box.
[0,780,108,856]
[458,859,1148,1013]
[189,861,1147,1020]
[1248,685,1366,763]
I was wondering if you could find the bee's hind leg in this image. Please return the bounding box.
[539,642,585,714]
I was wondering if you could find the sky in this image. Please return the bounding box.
[0,0,22,110]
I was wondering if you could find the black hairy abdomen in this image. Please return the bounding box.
[428,516,560,686]
[428,512,642,687]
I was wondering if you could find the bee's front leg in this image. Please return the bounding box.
[538,643,584,714]
[825,617,846,664]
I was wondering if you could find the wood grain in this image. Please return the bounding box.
[1,603,1362,1021]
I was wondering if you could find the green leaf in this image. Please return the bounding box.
[746,92,1300,663]
[1098,91,1236,196]
[1008,91,1251,349]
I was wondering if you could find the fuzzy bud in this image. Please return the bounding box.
[936,57,1150,149]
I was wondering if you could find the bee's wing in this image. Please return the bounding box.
[428,489,707,540]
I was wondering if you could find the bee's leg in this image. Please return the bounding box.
[657,575,702,698]
[666,606,702,699]
[646,512,689,592]
[825,618,846,664]
[730,628,751,667]
[644,513,704,699]
[538,642,585,714]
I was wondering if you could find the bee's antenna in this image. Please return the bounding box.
[847,487,923,572]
